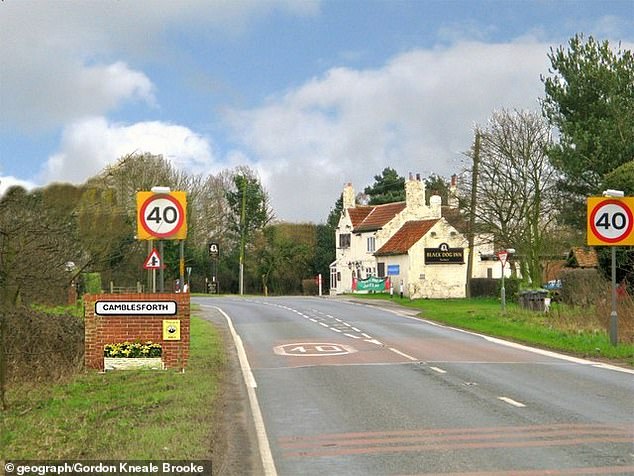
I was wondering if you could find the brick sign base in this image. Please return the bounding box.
[84,293,190,371]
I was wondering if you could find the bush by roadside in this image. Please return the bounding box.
[2,305,84,384]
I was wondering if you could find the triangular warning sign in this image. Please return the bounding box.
[143,248,162,269]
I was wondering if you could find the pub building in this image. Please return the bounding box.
[330,173,513,299]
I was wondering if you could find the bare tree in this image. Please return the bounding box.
[460,109,559,285]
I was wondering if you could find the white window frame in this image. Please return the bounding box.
[367,236,376,253]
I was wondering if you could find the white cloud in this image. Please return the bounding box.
[227,40,550,222]
[1,57,155,131]
[0,0,319,131]
[41,117,218,184]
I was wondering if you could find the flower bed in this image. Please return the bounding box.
[104,341,163,371]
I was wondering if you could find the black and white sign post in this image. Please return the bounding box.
[208,242,219,294]
[587,193,634,345]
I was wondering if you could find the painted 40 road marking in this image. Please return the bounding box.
[273,342,357,356]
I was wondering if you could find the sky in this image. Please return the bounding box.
[1,0,633,223]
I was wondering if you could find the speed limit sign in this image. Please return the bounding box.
[587,197,634,245]
[136,191,187,240]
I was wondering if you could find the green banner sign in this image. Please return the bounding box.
[355,276,389,292]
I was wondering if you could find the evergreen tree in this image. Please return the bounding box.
[541,34,634,226]
[364,167,405,205]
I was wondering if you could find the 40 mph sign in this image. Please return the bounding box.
[136,191,187,240]
[587,197,634,246]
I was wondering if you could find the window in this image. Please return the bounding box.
[339,233,351,248]
[367,236,376,252]
[377,262,385,277]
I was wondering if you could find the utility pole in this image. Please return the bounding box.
[465,130,480,298]
[239,177,247,295]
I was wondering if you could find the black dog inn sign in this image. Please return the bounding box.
[425,243,464,264]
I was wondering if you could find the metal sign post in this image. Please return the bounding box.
[497,250,509,312]
[587,193,632,345]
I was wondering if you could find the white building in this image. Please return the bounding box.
[330,174,512,298]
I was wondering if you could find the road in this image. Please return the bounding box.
[194,296,634,476]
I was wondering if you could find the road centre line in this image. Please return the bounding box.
[429,366,447,374]
[498,396,527,408]
[388,347,418,361]
[277,303,422,362]
[365,338,384,346]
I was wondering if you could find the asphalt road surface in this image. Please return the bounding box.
[194,296,634,476]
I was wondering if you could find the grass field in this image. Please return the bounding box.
[1,315,224,460]
[355,294,634,366]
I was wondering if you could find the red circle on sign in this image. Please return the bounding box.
[140,194,185,238]
[589,199,633,244]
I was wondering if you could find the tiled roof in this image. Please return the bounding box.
[568,247,599,268]
[375,219,439,256]
[348,202,406,232]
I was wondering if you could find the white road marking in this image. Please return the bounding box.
[273,342,357,357]
[210,306,278,476]
[373,306,634,375]
[319,322,329,327]
[351,326,361,332]
[429,366,447,374]
[344,333,361,339]
[388,347,418,361]
[362,332,372,339]
[498,396,526,408]
[330,328,342,333]
[365,338,383,346]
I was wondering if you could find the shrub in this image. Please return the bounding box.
[470,278,498,297]
[498,277,521,299]
[302,279,318,296]
[1,306,84,384]
[559,268,605,306]
[82,272,102,294]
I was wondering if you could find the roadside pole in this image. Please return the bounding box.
[610,246,618,345]
[159,241,164,292]
[587,192,634,346]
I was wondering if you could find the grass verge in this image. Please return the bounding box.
[354,294,634,366]
[1,314,224,459]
